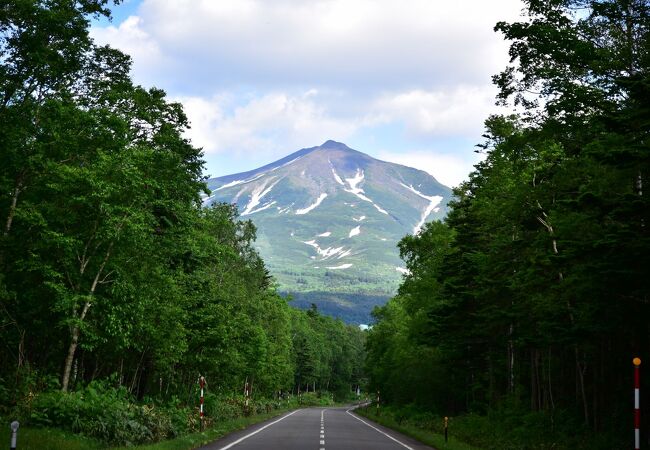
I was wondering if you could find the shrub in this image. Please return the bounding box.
[26,381,192,446]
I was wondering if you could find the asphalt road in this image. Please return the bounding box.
[199,406,435,450]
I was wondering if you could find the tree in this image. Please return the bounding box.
[366,0,650,442]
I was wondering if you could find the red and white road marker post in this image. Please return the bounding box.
[199,376,206,431]
[244,380,250,408]
[634,358,641,450]
[376,390,380,416]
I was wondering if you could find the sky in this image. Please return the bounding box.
[91,0,524,188]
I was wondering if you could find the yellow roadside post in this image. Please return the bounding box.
[444,416,449,443]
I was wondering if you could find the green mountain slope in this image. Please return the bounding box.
[204,140,452,323]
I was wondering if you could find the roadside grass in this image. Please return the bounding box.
[3,426,104,450]
[6,408,293,450]
[355,406,481,450]
[4,391,343,450]
[109,408,292,450]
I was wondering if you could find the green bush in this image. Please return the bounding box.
[25,381,192,446]
[203,394,243,421]
[20,381,305,446]
[360,403,624,450]
[297,391,335,407]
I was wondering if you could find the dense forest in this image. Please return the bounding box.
[366,0,650,448]
[0,1,365,445]
[3,0,650,448]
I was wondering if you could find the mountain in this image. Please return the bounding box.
[203,140,452,323]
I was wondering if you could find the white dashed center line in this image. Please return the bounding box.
[320,409,326,449]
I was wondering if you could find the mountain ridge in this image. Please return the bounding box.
[204,141,452,323]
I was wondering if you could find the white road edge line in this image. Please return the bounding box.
[216,410,300,450]
[345,408,414,450]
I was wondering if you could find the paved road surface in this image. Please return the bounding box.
[199,406,435,450]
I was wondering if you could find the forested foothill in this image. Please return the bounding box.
[366,0,650,448]
[0,1,365,446]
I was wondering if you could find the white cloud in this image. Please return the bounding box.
[179,85,499,162]
[177,90,358,158]
[90,16,165,87]
[177,85,498,178]
[91,0,522,179]
[373,85,499,137]
[93,0,523,90]
[377,150,484,188]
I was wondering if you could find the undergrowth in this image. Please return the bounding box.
[357,403,625,450]
[2,380,338,446]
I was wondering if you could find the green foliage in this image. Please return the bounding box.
[290,305,366,399]
[360,402,623,450]
[206,146,453,321]
[366,0,650,447]
[296,391,335,407]
[357,405,479,450]
[3,427,105,450]
[19,384,316,446]
[0,1,367,446]
[25,382,190,445]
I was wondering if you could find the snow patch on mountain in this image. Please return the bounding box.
[344,169,373,202]
[302,240,351,260]
[396,267,410,275]
[317,231,332,237]
[303,239,319,249]
[343,169,389,215]
[201,193,217,206]
[281,156,304,168]
[353,216,366,222]
[400,183,444,234]
[216,172,267,193]
[323,247,345,258]
[326,263,353,270]
[329,160,345,186]
[349,226,361,237]
[296,193,328,215]
[246,201,277,215]
[373,204,389,215]
[338,249,352,259]
[241,178,281,216]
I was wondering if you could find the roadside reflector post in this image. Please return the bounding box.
[376,391,380,416]
[444,416,449,443]
[634,358,641,450]
[199,376,206,432]
[10,421,19,450]
[244,380,250,408]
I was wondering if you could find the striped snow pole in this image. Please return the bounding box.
[634,358,641,450]
[376,390,380,416]
[199,376,206,427]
